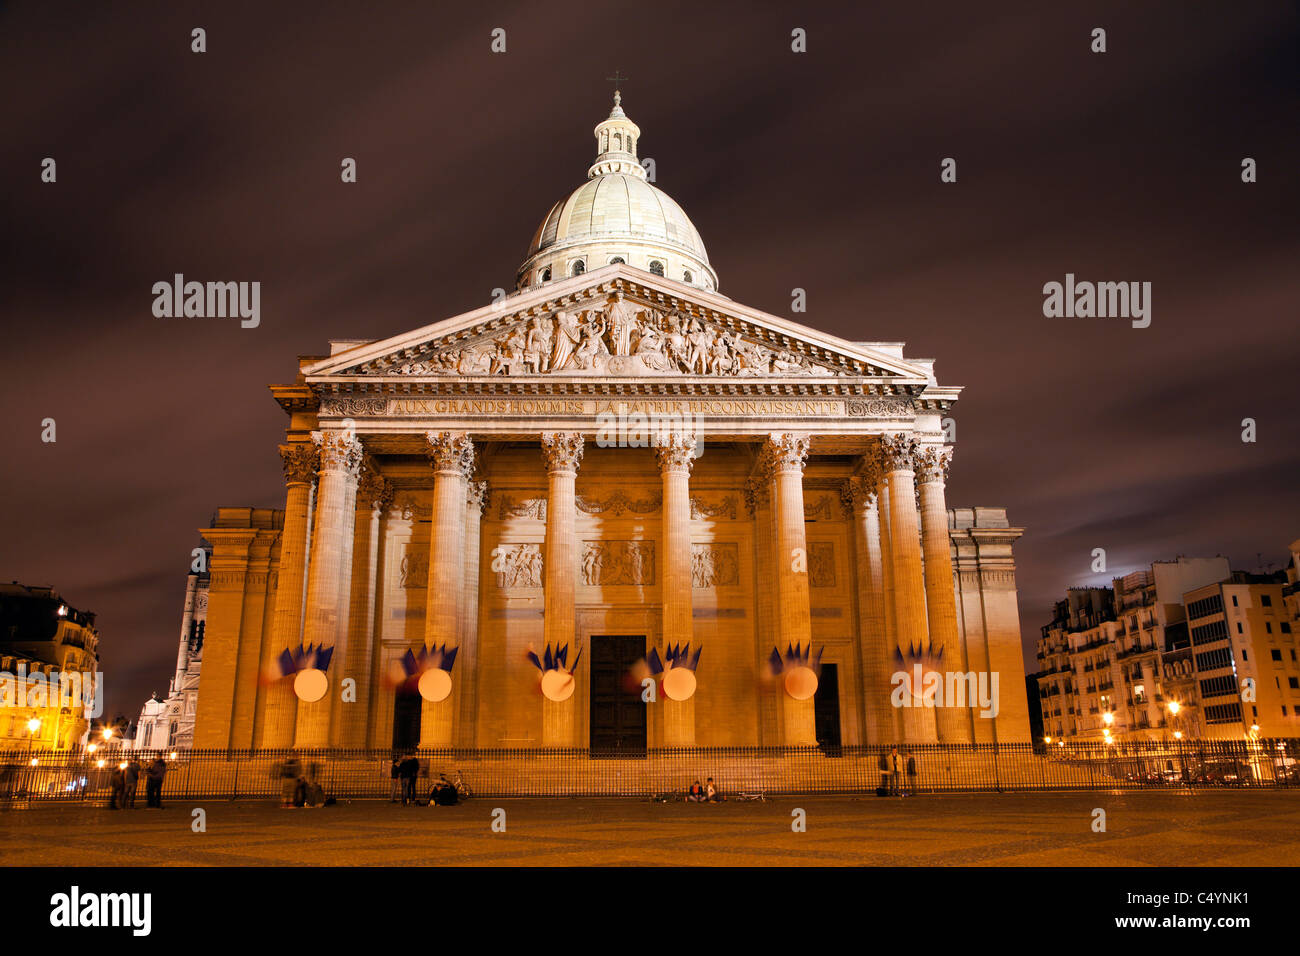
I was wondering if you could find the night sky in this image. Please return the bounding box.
[2,2,1297,721]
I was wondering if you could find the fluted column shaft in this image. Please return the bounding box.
[765,433,816,747]
[458,480,488,746]
[657,433,696,747]
[917,447,973,743]
[420,432,474,748]
[295,430,362,748]
[259,442,317,748]
[338,465,387,748]
[879,435,936,745]
[846,464,895,745]
[541,432,583,747]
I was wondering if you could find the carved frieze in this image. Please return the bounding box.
[581,541,655,586]
[845,398,914,418]
[496,494,547,521]
[399,549,428,589]
[691,544,740,588]
[690,494,738,520]
[319,397,387,417]
[575,489,661,516]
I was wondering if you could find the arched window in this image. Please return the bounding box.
[627,136,634,152]
[601,132,608,152]
[682,270,693,283]
[613,132,622,151]
[540,267,551,282]
[649,260,665,277]
[571,260,585,277]
[609,256,625,265]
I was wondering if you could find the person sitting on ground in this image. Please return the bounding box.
[687,780,705,802]
[430,775,458,806]
[705,777,725,802]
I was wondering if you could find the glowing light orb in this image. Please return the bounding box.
[662,667,697,702]
[783,666,818,701]
[293,667,328,702]
[418,668,453,702]
[540,669,576,702]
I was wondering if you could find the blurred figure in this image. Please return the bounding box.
[888,747,903,796]
[687,780,704,802]
[904,749,917,797]
[279,754,302,808]
[145,757,167,808]
[108,764,125,810]
[123,760,141,809]
[389,754,401,802]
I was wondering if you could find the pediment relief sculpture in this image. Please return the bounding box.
[357,297,847,379]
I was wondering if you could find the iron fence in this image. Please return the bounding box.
[0,739,1295,805]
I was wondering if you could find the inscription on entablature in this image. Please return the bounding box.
[372,397,846,419]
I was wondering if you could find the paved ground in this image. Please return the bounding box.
[3,791,1298,866]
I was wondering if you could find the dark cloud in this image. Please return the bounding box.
[1,0,1296,717]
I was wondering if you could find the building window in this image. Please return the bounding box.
[540,267,551,282]
[683,269,693,283]
[1266,622,1273,634]
[1290,677,1299,690]
[649,260,664,276]
[1232,595,1239,607]
[1262,595,1272,607]
[1271,649,1283,661]
[609,257,625,265]
[571,260,585,277]
[1237,622,1243,634]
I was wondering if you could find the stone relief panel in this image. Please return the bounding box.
[581,541,655,586]
[808,542,836,589]
[356,297,847,378]
[493,544,543,589]
[803,495,836,521]
[399,548,428,589]
[691,543,740,588]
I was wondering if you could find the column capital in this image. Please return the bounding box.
[914,445,953,485]
[654,432,697,474]
[357,459,391,511]
[841,475,877,513]
[278,442,319,486]
[877,433,918,473]
[312,429,363,478]
[762,432,811,477]
[425,431,475,478]
[467,479,490,515]
[541,432,584,473]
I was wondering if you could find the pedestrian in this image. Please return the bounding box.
[123,760,141,809]
[399,754,420,805]
[389,754,402,802]
[108,763,125,810]
[888,746,903,796]
[145,756,167,808]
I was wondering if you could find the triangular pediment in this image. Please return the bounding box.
[303,264,932,384]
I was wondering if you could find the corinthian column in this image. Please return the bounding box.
[420,431,475,748]
[458,479,488,746]
[295,429,362,748]
[541,432,583,747]
[338,462,388,748]
[878,434,936,744]
[259,441,317,748]
[656,432,696,747]
[845,460,896,745]
[746,477,781,745]
[916,446,973,743]
[764,433,816,747]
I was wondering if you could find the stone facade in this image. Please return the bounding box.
[192,97,1031,756]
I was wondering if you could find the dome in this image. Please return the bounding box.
[516,92,718,293]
